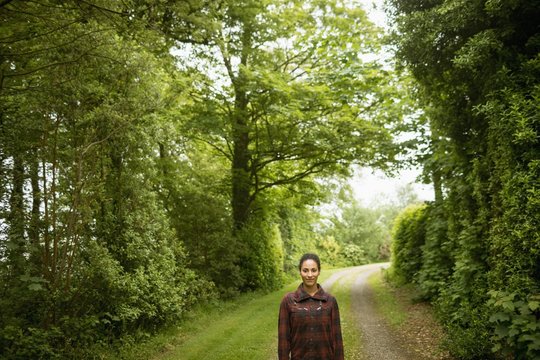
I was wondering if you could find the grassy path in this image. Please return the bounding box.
[143,267,364,360]
[325,267,365,360]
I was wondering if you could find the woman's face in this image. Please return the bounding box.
[300,259,320,288]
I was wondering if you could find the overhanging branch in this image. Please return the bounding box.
[250,159,335,203]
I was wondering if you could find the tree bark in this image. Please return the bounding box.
[230,27,253,230]
[29,154,41,246]
[231,89,251,229]
[8,152,26,273]
[430,126,444,204]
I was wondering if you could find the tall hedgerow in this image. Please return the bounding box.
[390,203,428,284]
[387,0,540,357]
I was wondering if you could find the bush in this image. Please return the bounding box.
[488,290,540,359]
[417,203,453,300]
[390,203,428,284]
[341,243,367,266]
[235,219,284,291]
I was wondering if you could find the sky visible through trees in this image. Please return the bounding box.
[1,0,538,358]
[349,0,434,206]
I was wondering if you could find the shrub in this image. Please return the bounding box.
[390,203,428,284]
[235,219,284,291]
[488,290,540,359]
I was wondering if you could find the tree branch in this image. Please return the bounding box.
[192,136,233,161]
[3,44,113,78]
[76,0,128,16]
[250,160,334,202]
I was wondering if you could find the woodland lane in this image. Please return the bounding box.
[323,264,421,360]
[150,264,447,360]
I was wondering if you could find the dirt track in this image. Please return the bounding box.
[322,264,435,360]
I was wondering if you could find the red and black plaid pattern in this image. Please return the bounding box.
[278,284,344,360]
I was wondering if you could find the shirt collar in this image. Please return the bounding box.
[294,283,329,302]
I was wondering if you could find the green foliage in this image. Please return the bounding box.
[0,1,216,358]
[340,243,368,266]
[0,325,64,360]
[318,235,344,266]
[390,203,428,284]
[178,0,406,230]
[235,218,285,291]
[435,278,494,358]
[388,0,540,357]
[319,184,418,268]
[0,0,411,357]
[330,201,391,263]
[156,142,242,295]
[417,204,452,300]
[275,200,321,273]
[488,291,540,359]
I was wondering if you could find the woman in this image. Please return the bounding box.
[278,253,344,360]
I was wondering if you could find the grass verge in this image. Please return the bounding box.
[105,269,345,360]
[367,270,407,328]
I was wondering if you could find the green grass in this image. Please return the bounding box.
[328,268,364,360]
[367,270,407,328]
[156,289,288,360]
[106,267,367,360]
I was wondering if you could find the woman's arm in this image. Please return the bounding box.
[278,296,291,360]
[331,298,344,360]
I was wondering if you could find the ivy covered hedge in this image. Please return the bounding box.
[388,0,540,358]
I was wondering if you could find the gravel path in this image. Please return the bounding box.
[323,264,421,360]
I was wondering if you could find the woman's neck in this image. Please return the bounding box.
[304,283,318,296]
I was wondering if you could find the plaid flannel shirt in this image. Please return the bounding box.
[278,284,344,360]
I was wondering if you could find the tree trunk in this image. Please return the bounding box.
[8,152,26,273]
[432,168,443,204]
[230,28,253,230]
[29,154,41,246]
[430,126,444,204]
[231,90,251,229]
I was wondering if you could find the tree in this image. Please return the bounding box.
[173,0,406,287]
[0,1,213,357]
[179,0,402,229]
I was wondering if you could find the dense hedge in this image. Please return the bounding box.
[390,203,427,284]
[388,0,540,358]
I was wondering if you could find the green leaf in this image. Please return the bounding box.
[501,301,515,312]
[508,328,520,338]
[28,283,43,291]
[489,312,510,323]
[494,324,509,337]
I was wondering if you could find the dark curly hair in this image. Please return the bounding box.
[298,253,321,271]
